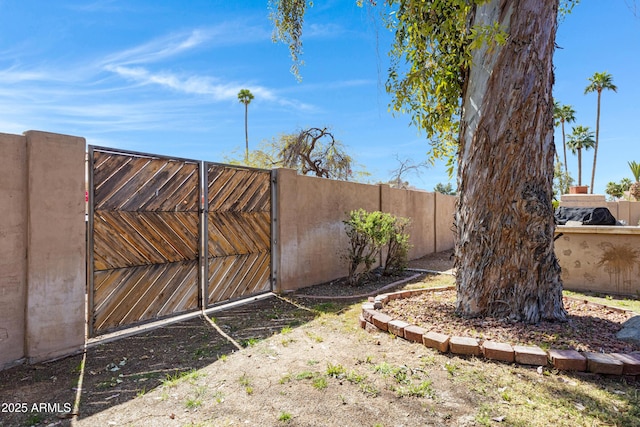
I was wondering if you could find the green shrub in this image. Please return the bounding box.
[382,216,411,275]
[343,209,411,285]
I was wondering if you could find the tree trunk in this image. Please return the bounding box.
[561,121,568,192]
[590,90,602,194]
[455,0,566,323]
[577,148,582,186]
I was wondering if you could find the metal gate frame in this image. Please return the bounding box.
[87,146,275,337]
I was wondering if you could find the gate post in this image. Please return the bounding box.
[200,161,209,309]
[270,169,279,293]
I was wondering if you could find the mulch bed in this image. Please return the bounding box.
[381,288,639,354]
[293,270,420,298]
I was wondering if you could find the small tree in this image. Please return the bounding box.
[382,216,411,275]
[553,161,574,199]
[389,155,428,189]
[343,210,389,285]
[605,179,632,201]
[280,127,353,180]
[343,209,411,285]
[434,182,456,196]
[566,125,595,187]
[226,127,370,181]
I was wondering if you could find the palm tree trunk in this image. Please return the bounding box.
[577,148,582,186]
[244,103,249,163]
[455,0,566,323]
[590,90,602,194]
[561,121,568,192]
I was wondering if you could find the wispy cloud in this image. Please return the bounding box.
[104,64,314,112]
[98,22,271,67]
[105,65,266,101]
[0,67,52,84]
[0,21,313,137]
[307,23,346,38]
[99,29,213,67]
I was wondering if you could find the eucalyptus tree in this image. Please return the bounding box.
[270,0,580,323]
[237,89,254,163]
[553,101,576,188]
[585,72,617,193]
[566,125,595,187]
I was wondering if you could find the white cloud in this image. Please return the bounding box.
[99,29,212,67]
[0,22,315,137]
[104,65,274,101]
[307,23,345,38]
[0,67,52,84]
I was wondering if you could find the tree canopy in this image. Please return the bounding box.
[270,0,580,171]
[227,127,370,181]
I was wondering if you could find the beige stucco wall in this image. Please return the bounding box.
[0,131,86,369]
[275,169,456,292]
[24,131,86,363]
[275,169,380,292]
[0,133,28,369]
[435,192,456,252]
[610,201,640,227]
[382,186,436,259]
[555,225,640,295]
[0,134,457,367]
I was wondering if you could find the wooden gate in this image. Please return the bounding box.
[204,164,272,307]
[87,147,202,336]
[87,147,273,337]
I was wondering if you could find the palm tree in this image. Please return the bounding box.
[584,72,617,193]
[629,161,640,201]
[566,125,595,187]
[553,101,576,184]
[237,89,254,163]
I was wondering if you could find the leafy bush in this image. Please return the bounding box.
[382,216,411,275]
[343,209,411,285]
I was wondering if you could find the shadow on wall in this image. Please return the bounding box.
[597,243,640,293]
[555,226,640,296]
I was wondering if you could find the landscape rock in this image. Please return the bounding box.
[616,316,640,346]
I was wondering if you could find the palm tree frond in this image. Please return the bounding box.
[629,161,640,182]
[584,71,618,94]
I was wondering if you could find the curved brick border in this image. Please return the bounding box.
[360,286,640,377]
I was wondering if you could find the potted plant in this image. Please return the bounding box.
[569,185,589,194]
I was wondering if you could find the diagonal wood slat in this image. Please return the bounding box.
[93,211,199,270]
[90,148,202,336]
[207,166,271,212]
[205,164,272,307]
[93,151,199,212]
[89,149,273,336]
[207,253,271,305]
[93,261,198,333]
[207,211,270,256]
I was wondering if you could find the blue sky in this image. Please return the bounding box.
[1,1,638,194]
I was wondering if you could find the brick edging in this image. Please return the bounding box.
[360,286,640,377]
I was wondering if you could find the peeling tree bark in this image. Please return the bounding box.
[455,0,567,323]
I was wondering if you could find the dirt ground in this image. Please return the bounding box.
[2,289,481,427]
[1,251,638,427]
